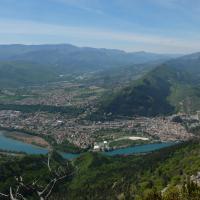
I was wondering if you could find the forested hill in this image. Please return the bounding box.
[98,52,200,117]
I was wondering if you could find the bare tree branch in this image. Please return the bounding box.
[0,192,9,197]
[10,187,17,200]
[0,150,77,200]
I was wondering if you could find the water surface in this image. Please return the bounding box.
[0,131,174,159]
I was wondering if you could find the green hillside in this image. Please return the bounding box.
[98,53,200,117]
[82,62,158,89]
[0,61,60,88]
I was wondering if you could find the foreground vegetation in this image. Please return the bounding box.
[1,141,200,199]
[144,181,200,200]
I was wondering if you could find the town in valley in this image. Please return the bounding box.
[0,81,199,152]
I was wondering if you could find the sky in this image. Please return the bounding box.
[0,0,200,53]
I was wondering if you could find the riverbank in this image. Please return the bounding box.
[2,130,50,148]
[0,149,26,157]
[0,128,83,154]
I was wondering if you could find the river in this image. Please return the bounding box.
[0,131,175,159]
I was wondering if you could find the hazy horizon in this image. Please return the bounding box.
[0,43,186,55]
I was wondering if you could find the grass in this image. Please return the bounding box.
[109,139,149,148]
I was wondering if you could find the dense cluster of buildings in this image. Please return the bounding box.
[0,109,197,150]
[0,110,93,148]
[128,117,193,141]
[1,83,101,108]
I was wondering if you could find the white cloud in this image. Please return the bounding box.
[0,19,199,53]
[51,0,104,15]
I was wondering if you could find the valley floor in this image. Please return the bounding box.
[0,82,199,153]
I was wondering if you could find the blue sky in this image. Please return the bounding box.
[0,0,200,53]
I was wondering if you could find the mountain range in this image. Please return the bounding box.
[0,44,178,88]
